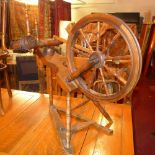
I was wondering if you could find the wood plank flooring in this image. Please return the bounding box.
[0,89,134,155]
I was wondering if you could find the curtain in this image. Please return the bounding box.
[38,0,71,38]
[54,0,71,35]
[38,0,52,39]
[9,0,38,41]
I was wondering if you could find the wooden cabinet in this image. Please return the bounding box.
[140,23,155,75]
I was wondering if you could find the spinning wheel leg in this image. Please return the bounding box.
[49,104,73,155]
[46,67,53,106]
[93,101,113,123]
[56,105,113,135]
[0,87,5,116]
[66,92,71,150]
[49,93,113,154]
[4,68,12,97]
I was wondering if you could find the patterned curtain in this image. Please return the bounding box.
[38,0,71,38]
[38,0,52,39]
[9,0,38,40]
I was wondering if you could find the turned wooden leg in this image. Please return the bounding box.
[66,92,71,149]
[36,56,46,93]
[4,67,12,97]
[0,87,5,115]
[46,67,53,106]
[93,101,113,123]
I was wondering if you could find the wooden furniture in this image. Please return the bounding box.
[16,56,39,91]
[38,13,142,154]
[0,88,134,155]
[36,52,113,153]
[11,13,141,154]
[6,51,35,90]
[54,14,142,101]
[111,12,142,35]
[0,0,9,48]
[0,0,12,115]
[0,52,12,115]
[55,14,142,154]
[141,23,155,75]
[10,35,63,93]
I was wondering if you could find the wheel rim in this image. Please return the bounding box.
[66,13,142,102]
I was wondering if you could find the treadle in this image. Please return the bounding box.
[55,105,113,135]
[49,92,113,155]
[49,105,73,155]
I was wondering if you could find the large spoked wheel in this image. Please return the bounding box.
[66,13,142,102]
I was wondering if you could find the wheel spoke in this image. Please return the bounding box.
[106,32,121,54]
[74,44,91,54]
[72,47,90,57]
[104,65,127,85]
[106,55,131,64]
[99,23,111,36]
[96,22,100,52]
[99,68,110,95]
[79,28,93,52]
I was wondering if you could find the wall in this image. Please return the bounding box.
[71,0,155,22]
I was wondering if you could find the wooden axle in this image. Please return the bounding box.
[67,59,98,82]
[53,35,131,65]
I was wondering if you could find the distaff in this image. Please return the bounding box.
[10,35,63,51]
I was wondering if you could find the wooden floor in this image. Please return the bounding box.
[0,89,134,155]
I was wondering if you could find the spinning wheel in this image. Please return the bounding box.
[11,13,142,155]
[66,13,142,102]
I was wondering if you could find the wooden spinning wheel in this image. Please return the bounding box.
[11,13,142,155]
[66,13,142,102]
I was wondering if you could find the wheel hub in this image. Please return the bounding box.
[89,52,106,68]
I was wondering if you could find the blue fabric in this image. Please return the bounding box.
[16,56,38,81]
